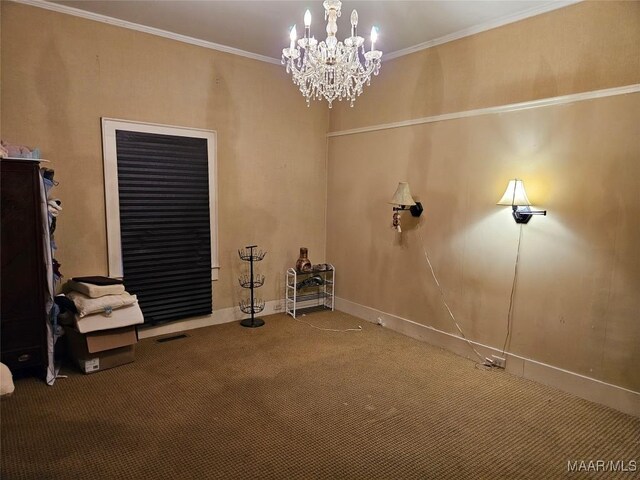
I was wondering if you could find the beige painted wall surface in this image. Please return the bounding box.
[329,1,640,133]
[1,3,329,309]
[327,92,640,392]
[327,0,640,394]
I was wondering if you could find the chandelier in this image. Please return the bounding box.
[281,0,382,108]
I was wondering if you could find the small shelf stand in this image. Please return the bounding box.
[285,265,335,318]
[238,245,267,328]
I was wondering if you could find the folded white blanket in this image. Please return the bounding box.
[68,280,125,298]
[75,303,144,334]
[48,200,62,217]
[67,291,137,318]
[0,362,14,397]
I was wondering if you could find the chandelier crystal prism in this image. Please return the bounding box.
[281,0,382,108]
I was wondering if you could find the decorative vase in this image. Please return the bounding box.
[296,247,312,272]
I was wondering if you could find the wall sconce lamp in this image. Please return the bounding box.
[497,178,547,224]
[389,182,423,232]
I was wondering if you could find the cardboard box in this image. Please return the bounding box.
[65,325,137,374]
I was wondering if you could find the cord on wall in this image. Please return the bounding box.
[501,223,523,356]
[416,227,488,365]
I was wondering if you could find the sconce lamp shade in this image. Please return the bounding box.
[389,182,416,207]
[497,179,531,206]
[498,178,546,224]
[389,182,423,228]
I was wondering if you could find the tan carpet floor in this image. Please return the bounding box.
[1,311,639,479]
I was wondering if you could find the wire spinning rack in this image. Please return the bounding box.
[238,245,266,328]
[238,247,267,262]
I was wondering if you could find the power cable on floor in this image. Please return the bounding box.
[294,315,362,332]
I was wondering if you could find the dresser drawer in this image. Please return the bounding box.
[1,346,43,371]
[1,318,44,351]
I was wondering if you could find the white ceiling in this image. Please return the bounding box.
[47,0,576,61]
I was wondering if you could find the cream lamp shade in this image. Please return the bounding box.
[497,179,531,206]
[389,182,416,207]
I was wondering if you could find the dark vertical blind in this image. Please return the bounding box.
[115,130,212,324]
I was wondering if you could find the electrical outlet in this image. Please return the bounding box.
[491,355,506,369]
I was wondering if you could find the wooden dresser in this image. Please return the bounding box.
[1,159,48,376]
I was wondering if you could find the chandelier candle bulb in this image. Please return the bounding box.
[350,10,358,37]
[371,26,377,51]
[290,25,297,51]
[304,10,311,37]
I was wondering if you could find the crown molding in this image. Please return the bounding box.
[11,0,282,65]
[384,0,581,61]
[13,0,581,67]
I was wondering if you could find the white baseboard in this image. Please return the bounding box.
[335,297,640,418]
[137,300,284,339]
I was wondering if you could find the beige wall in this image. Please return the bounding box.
[327,1,640,392]
[329,1,640,132]
[2,1,639,393]
[1,2,329,310]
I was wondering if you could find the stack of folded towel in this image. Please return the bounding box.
[66,277,144,333]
